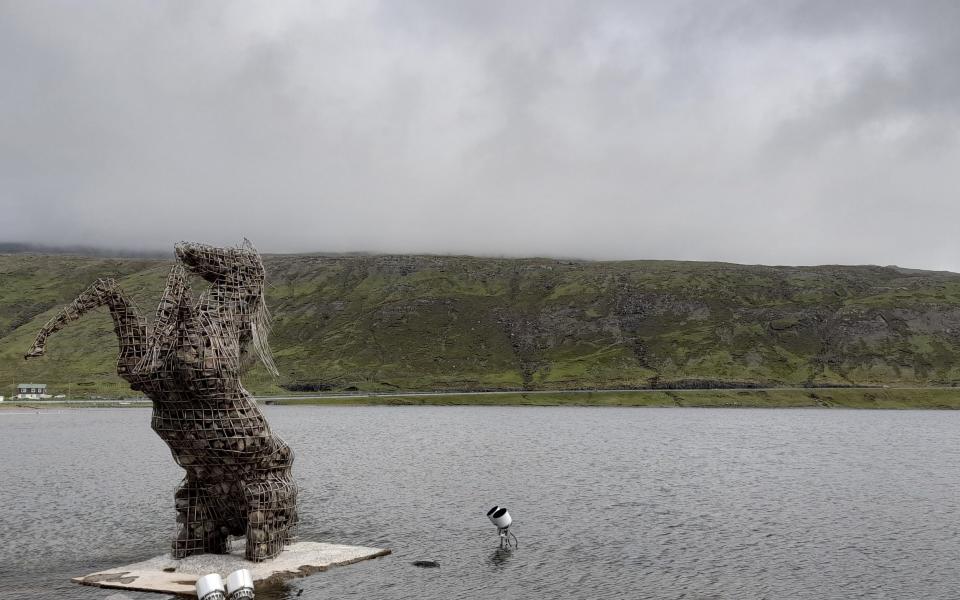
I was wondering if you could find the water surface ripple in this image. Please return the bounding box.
[1,407,958,599]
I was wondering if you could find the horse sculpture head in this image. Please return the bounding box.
[175,239,278,376]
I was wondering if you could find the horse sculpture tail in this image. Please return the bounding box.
[24,277,148,381]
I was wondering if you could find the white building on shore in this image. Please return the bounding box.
[16,383,50,400]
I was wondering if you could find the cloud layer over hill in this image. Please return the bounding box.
[2,1,958,269]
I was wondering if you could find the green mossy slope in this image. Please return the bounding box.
[2,253,960,397]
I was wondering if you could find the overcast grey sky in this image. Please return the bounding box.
[2,1,958,269]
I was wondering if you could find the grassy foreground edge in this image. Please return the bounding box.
[264,388,960,409]
[7,388,960,409]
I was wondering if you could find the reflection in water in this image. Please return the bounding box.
[488,548,514,569]
[2,407,960,599]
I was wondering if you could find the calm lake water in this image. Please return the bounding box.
[1,406,958,600]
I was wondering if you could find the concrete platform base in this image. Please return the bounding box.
[73,541,391,596]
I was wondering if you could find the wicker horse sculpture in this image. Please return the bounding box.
[24,241,297,562]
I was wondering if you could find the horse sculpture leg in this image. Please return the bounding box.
[138,264,195,376]
[172,476,230,558]
[24,278,147,380]
[243,440,297,561]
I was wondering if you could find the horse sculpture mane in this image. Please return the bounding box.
[25,240,297,562]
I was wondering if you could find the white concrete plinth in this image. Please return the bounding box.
[72,541,391,596]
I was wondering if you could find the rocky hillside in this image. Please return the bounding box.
[2,253,959,396]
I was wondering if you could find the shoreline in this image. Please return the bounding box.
[3,387,960,410]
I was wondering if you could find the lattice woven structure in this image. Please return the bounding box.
[25,240,297,562]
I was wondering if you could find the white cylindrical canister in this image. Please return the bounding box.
[486,505,500,525]
[226,568,255,599]
[490,507,512,529]
[196,573,227,600]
